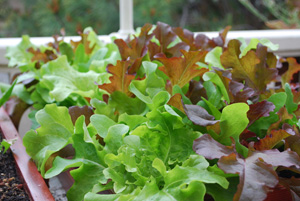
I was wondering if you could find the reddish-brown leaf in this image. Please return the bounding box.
[173,26,231,51]
[247,100,275,126]
[281,57,300,84]
[267,107,294,133]
[69,105,94,125]
[155,50,208,88]
[70,32,95,54]
[254,129,292,150]
[114,23,153,73]
[151,22,189,58]
[167,93,184,113]
[172,27,196,50]
[221,40,277,92]
[279,177,300,200]
[264,183,293,201]
[285,134,300,157]
[98,60,135,96]
[28,48,57,64]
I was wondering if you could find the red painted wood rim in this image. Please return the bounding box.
[0,107,55,201]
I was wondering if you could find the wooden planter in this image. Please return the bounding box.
[0,107,55,201]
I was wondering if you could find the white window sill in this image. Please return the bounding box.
[0,29,299,66]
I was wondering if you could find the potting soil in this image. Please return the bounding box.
[0,131,30,201]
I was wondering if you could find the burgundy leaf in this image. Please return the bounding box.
[193,134,234,160]
[173,26,230,51]
[264,183,293,201]
[183,105,219,126]
[279,177,300,200]
[218,149,300,201]
[214,68,255,103]
[186,80,208,104]
[247,100,275,126]
[194,135,300,201]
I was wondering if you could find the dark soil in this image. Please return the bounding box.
[0,131,30,201]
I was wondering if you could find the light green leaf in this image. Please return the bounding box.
[110,91,146,115]
[23,104,74,175]
[91,98,117,121]
[104,124,129,154]
[118,113,147,130]
[90,114,117,138]
[40,56,110,101]
[219,103,249,145]
[66,131,106,201]
[152,158,167,177]
[205,47,224,69]
[267,92,287,113]
[239,38,279,58]
[164,155,228,189]
[6,35,35,68]
[84,193,120,201]
[0,139,15,154]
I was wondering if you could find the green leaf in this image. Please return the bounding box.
[104,124,129,154]
[6,35,35,68]
[205,47,224,69]
[206,177,239,201]
[152,158,167,177]
[267,92,287,113]
[285,83,298,114]
[59,42,74,62]
[118,113,147,130]
[84,193,120,201]
[219,103,249,145]
[0,79,17,107]
[202,97,222,120]
[23,104,74,175]
[0,139,15,154]
[239,38,279,58]
[90,98,117,121]
[90,114,117,138]
[89,46,121,73]
[129,61,168,109]
[40,56,109,101]
[203,72,230,103]
[109,91,146,115]
[164,155,228,189]
[67,134,106,201]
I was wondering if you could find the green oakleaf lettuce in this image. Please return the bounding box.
[39,56,110,102]
[23,104,74,175]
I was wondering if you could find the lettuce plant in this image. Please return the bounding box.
[6,22,300,200]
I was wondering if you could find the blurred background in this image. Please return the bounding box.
[0,0,299,37]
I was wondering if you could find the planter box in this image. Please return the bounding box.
[0,107,55,201]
